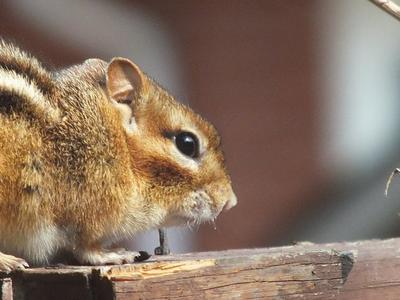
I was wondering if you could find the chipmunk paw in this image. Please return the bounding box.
[0,252,29,273]
[75,248,150,265]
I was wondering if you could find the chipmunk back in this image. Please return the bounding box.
[0,40,236,272]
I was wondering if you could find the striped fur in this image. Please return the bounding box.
[0,40,54,95]
[0,68,60,123]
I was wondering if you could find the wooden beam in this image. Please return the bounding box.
[3,238,400,299]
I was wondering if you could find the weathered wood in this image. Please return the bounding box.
[330,239,400,300]
[3,238,400,299]
[0,278,12,300]
[102,249,349,300]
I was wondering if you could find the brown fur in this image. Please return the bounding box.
[0,40,236,271]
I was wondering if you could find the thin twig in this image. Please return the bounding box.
[385,168,400,196]
[368,0,400,21]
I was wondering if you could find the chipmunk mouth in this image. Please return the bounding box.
[181,189,222,226]
[160,190,221,228]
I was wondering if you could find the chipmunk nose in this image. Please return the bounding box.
[223,191,237,212]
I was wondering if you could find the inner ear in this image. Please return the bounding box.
[106,57,145,105]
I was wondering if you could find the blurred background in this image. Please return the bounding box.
[2,0,400,253]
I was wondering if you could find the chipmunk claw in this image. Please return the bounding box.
[134,251,151,262]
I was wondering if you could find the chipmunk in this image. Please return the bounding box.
[0,40,237,272]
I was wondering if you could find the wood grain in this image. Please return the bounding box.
[3,238,400,299]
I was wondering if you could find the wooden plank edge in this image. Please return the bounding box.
[0,241,360,299]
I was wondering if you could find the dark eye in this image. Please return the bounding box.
[174,132,199,158]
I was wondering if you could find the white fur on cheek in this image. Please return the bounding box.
[125,117,138,133]
[112,102,138,134]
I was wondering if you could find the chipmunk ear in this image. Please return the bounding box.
[107,58,146,133]
[106,57,145,105]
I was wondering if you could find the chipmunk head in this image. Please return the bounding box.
[106,57,236,227]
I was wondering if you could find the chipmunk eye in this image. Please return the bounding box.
[174,132,199,158]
